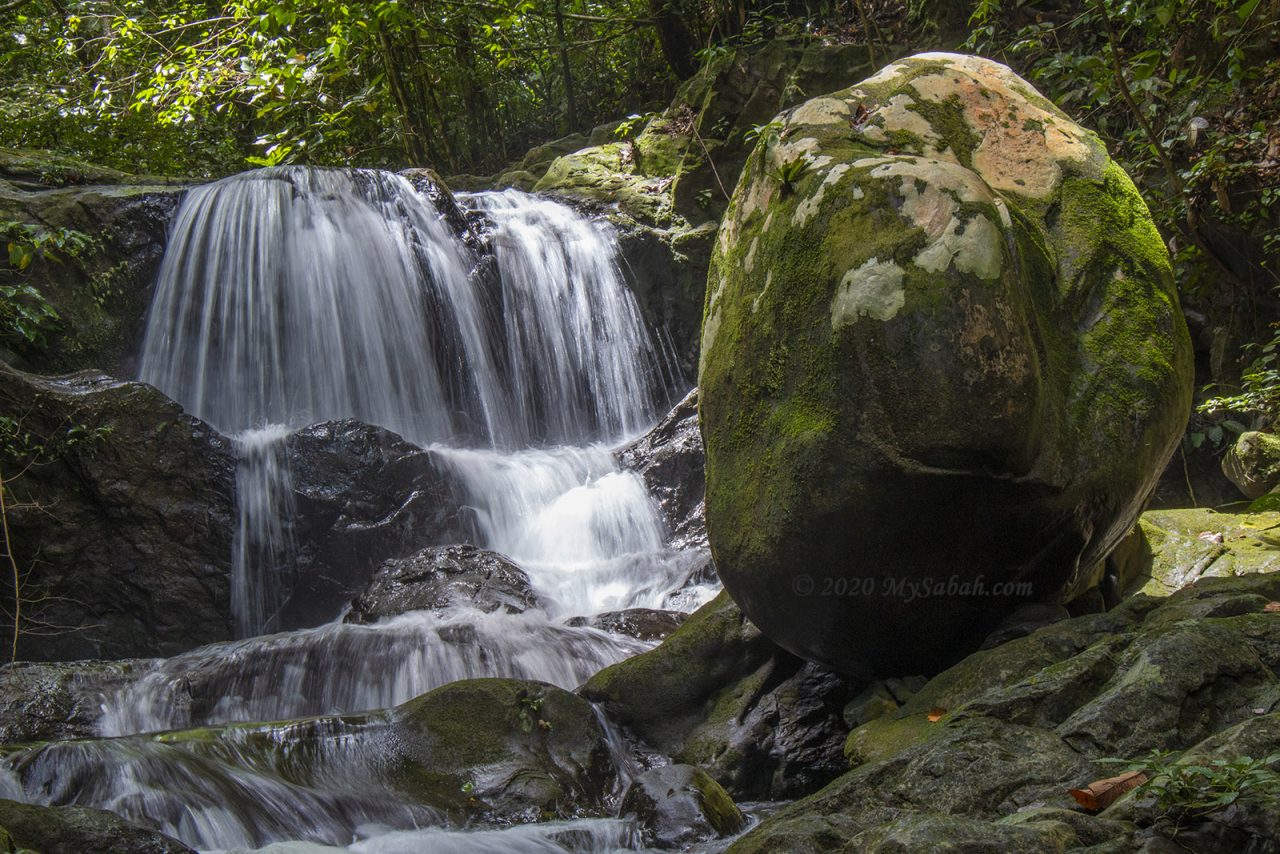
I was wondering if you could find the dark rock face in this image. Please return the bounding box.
[0,659,152,742]
[700,54,1194,679]
[616,388,706,551]
[0,798,195,854]
[621,764,745,849]
[567,608,688,642]
[582,592,865,801]
[274,420,472,630]
[346,544,542,624]
[0,364,236,661]
[730,573,1280,853]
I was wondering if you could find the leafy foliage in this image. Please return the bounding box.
[0,221,87,347]
[1103,749,1280,821]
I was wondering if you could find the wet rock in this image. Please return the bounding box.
[346,544,543,623]
[277,420,471,629]
[699,52,1193,678]
[0,659,152,742]
[583,591,864,800]
[616,388,706,551]
[1223,431,1280,500]
[567,608,688,642]
[0,363,236,661]
[621,764,745,848]
[0,798,195,854]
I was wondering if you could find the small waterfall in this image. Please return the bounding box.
[98,610,648,736]
[465,190,662,444]
[232,426,295,637]
[437,445,710,616]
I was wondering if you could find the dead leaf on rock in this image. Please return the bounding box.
[1068,770,1148,812]
[1264,602,1280,613]
[1197,531,1224,543]
[926,707,945,722]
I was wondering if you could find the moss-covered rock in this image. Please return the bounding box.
[1110,508,1280,598]
[1223,430,1280,500]
[0,799,194,854]
[581,592,864,800]
[0,149,185,374]
[699,52,1194,678]
[729,572,1280,852]
[529,38,880,377]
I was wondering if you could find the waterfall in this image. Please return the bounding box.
[138,171,666,448]
[17,167,718,853]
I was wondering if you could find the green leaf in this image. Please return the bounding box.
[1237,0,1262,22]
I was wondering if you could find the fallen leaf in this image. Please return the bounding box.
[1069,770,1148,812]
[926,707,945,722]
[1198,531,1224,543]
[1264,602,1280,613]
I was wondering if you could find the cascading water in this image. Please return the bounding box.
[0,167,725,852]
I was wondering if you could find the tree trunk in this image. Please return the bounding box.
[648,0,698,78]
[554,0,579,133]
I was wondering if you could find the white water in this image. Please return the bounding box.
[9,168,720,853]
[98,610,647,736]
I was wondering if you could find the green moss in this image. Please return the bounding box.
[902,93,981,168]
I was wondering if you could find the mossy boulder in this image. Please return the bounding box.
[1223,430,1280,500]
[729,572,1280,852]
[1110,508,1280,598]
[699,52,1194,678]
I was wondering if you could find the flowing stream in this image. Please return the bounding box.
[2,168,719,852]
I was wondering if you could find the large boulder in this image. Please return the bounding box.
[345,544,543,624]
[0,363,236,661]
[699,52,1194,678]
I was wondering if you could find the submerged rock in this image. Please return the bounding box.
[729,572,1280,853]
[582,591,864,800]
[346,544,543,623]
[699,52,1193,678]
[0,798,194,854]
[621,764,745,848]
[567,608,688,642]
[0,363,236,661]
